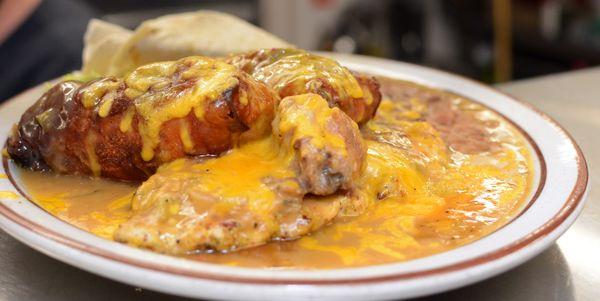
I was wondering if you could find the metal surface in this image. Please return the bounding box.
[1,67,598,300]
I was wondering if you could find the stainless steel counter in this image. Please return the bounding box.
[1,67,598,300]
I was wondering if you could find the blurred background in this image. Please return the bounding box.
[1,0,600,101]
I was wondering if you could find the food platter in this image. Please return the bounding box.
[0,53,588,300]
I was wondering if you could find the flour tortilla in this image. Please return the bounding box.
[81,10,292,76]
[81,19,133,75]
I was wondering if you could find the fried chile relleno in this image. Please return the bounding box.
[114,94,366,254]
[7,57,278,181]
[227,48,382,124]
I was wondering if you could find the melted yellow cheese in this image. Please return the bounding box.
[152,137,294,205]
[132,137,296,236]
[119,107,135,133]
[97,92,116,117]
[79,57,241,161]
[80,78,121,109]
[237,49,363,100]
[132,94,349,230]
[0,191,19,200]
[19,79,533,269]
[84,131,101,177]
[20,172,135,239]
[178,119,194,153]
[276,94,349,152]
[34,109,56,132]
[128,57,239,161]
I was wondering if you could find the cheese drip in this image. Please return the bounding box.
[0,191,19,200]
[275,93,350,152]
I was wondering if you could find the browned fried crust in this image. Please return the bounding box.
[227,48,382,124]
[7,72,277,181]
[350,74,382,124]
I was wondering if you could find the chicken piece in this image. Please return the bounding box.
[7,56,277,181]
[114,94,366,254]
[227,48,382,124]
[274,93,365,195]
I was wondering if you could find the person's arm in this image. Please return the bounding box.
[0,0,40,45]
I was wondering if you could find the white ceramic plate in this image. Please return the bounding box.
[0,54,589,301]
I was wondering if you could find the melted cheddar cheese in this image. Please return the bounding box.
[0,191,19,200]
[17,78,533,269]
[275,93,351,152]
[145,137,294,209]
[80,57,240,161]
[231,49,364,100]
[128,58,239,161]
